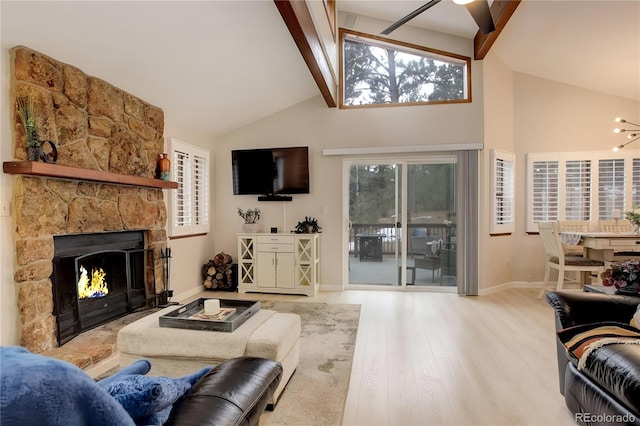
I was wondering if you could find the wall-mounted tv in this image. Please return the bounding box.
[232,146,309,198]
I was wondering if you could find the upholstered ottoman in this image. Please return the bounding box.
[117,307,300,405]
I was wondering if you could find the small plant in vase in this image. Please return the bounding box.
[625,207,640,234]
[17,97,41,161]
[293,217,322,234]
[238,207,261,233]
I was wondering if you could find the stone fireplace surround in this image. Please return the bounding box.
[9,46,169,355]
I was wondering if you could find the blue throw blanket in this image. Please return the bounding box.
[0,346,211,426]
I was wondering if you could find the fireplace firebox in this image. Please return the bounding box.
[52,231,156,345]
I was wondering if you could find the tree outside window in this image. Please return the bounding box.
[341,29,470,107]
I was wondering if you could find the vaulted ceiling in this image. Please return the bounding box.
[1,1,638,140]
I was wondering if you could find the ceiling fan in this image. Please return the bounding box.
[381,0,495,36]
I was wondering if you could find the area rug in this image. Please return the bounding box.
[259,301,361,426]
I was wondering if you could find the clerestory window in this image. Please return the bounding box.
[340,29,471,108]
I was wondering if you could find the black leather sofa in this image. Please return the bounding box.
[546,291,640,425]
[166,357,282,426]
[1,346,282,426]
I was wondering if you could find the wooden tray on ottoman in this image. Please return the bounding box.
[159,299,260,332]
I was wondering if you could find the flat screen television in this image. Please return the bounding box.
[232,146,309,197]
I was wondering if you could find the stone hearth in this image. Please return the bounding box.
[9,46,169,356]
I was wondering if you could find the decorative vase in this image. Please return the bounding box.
[157,153,170,180]
[242,223,262,233]
[38,140,58,164]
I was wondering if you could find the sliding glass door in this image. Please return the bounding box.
[345,156,457,288]
[347,162,403,286]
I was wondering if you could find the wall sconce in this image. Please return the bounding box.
[613,117,640,151]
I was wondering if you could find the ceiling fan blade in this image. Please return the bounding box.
[465,0,495,35]
[381,0,442,35]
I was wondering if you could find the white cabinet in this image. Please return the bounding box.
[238,233,320,296]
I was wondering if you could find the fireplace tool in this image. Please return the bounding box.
[158,247,178,307]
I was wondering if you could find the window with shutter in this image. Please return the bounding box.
[526,151,638,233]
[490,150,515,235]
[527,157,559,232]
[168,138,210,237]
[598,158,625,219]
[565,160,591,221]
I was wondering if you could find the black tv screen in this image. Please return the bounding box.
[232,147,310,195]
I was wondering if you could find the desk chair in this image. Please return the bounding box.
[537,222,605,299]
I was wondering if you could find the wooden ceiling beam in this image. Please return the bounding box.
[474,0,521,60]
[274,0,338,108]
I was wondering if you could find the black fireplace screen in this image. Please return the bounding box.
[52,231,156,345]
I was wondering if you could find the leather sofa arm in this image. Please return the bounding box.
[546,291,639,330]
[165,357,283,426]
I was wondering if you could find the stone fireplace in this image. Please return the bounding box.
[9,46,169,353]
[51,231,153,346]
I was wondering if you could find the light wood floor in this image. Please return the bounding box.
[189,287,575,426]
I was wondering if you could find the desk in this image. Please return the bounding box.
[576,232,640,262]
[356,234,384,262]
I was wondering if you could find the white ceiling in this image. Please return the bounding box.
[1,1,638,140]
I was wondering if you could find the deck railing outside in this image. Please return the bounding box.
[350,223,455,256]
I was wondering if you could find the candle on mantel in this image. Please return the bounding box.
[204,299,220,315]
[612,209,621,220]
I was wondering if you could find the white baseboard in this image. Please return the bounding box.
[320,284,344,292]
[478,281,543,295]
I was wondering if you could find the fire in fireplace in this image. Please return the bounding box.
[52,231,156,345]
[78,265,109,298]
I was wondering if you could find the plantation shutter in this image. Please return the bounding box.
[565,160,591,221]
[193,153,209,226]
[169,138,210,237]
[490,150,515,235]
[173,149,191,227]
[530,159,559,229]
[598,158,625,220]
[527,151,637,233]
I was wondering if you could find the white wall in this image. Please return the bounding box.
[479,51,516,291]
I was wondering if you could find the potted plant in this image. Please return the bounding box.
[17,96,40,160]
[293,217,322,234]
[625,207,640,234]
[238,208,262,233]
[601,259,640,294]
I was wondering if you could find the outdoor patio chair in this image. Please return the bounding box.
[414,239,442,282]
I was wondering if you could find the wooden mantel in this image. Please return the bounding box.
[3,161,178,189]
